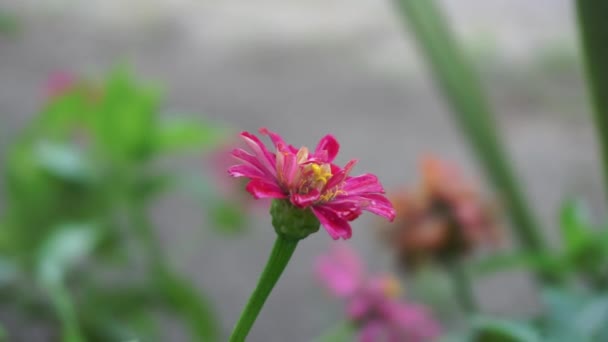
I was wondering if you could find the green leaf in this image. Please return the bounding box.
[37,223,99,286]
[35,141,96,185]
[471,316,541,342]
[155,118,226,153]
[93,67,160,161]
[540,288,587,341]
[36,223,99,342]
[473,253,561,277]
[0,11,19,34]
[559,199,591,252]
[177,175,250,235]
[540,288,608,340]
[575,296,608,339]
[132,173,174,200]
[209,199,247,235]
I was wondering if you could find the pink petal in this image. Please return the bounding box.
[358,321,386,342]
[260,127,298,154]
[324,159,358,191]
[314,245,363,298]
[227,164,267,179]
[347,294,375,320]
[312,206,352,240]
[240,131,277,176]
[313,134,340,163]
[231,148,275,178]
[341,173,385,195]
[326,193,395,220]
[245,179,286,199]
[280,151,299,187]
[321,201,363,221]
[354,194,396,221]
[292,189,321,208]
[386,302,442,341]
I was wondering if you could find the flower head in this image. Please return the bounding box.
[380,155,500,269]
[228,128,395,240]
[315,245,441,342]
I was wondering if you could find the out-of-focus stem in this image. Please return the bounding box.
[128,198,220,341]
[576,0,608,200]
[447,261,477,314]
[393,0,547,257]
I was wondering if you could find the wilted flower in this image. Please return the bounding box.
[228,128,395,240]
[316,245,441,342]
[381,156,500,269]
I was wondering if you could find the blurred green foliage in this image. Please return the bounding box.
[0,11,18,35]
[577,0,608,200]
[475,199,608,288]
[462,288,608,342]
[0,68,244,341]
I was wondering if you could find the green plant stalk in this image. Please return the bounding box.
[393,0,546,254]
[128,199,221,341]
[50,284,84,342]
[576,0,608,199]
[447,261,477,313]
[229,235,298,342]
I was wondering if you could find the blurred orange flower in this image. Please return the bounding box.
[381,155,501,269]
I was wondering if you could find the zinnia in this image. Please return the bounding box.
[228,128,396,239]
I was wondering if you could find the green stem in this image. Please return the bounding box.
[229,235,299,342]
[576,0,608,200]
[128,199,165,268]
[127,199,221,341]
[393,0,547,257]
[447,261,477,313]
[50,284,84,342]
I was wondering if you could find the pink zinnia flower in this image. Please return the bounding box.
[316,245,441,342]
[227,128,395,239]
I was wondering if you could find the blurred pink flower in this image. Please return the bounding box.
[44,71,77,98]
[315,245,441,342]
[228,128,395,240]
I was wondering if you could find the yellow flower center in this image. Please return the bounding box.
[311,163,332,185]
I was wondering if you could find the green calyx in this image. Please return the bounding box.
[270,199,320,240]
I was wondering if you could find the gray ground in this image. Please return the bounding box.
[0,1,604,341]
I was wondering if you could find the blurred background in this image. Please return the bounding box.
[0,0,603,341]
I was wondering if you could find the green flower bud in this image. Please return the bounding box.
[270,199,320,240]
